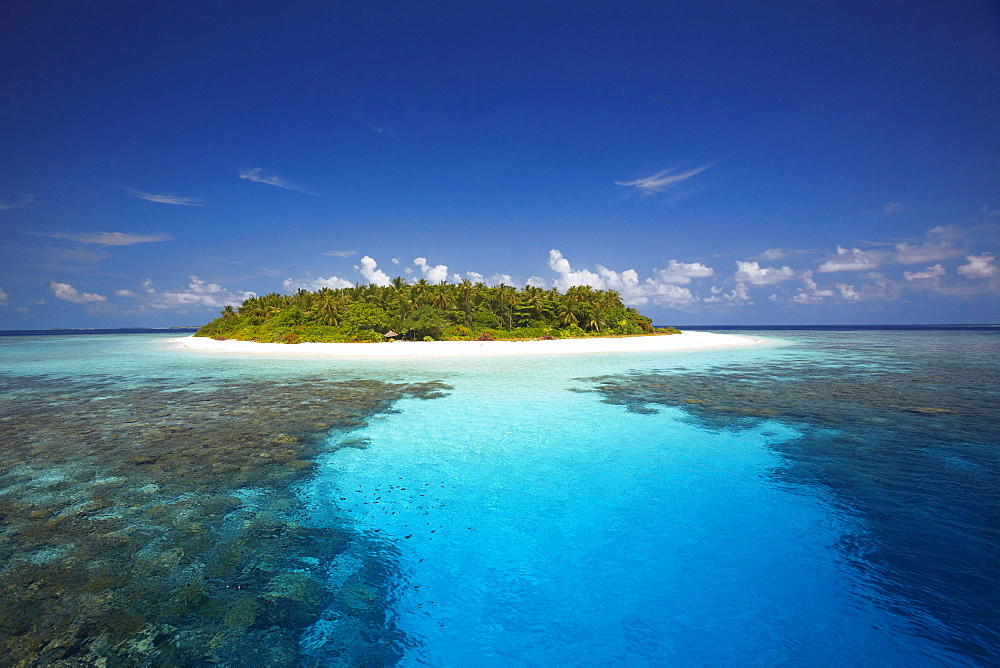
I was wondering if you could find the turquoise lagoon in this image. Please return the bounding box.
[0,329,996,665]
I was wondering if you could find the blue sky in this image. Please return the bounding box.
[2,1,998,328]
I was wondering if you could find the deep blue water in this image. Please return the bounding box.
[0,327,200,337]
[0,329,996,665]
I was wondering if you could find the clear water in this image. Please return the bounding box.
[0,330,996,665]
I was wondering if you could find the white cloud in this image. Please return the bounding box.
[734,260,796,284]
[893,228,963,263]
[704,282,751,305]
[116,289,136,297]
[750,248,790,261]
[957,254,997,279]
[459,271,485,284]
[903,264,946,281]
[0,287,7,303]
[323,250,357,257]
[488,273,515,286]
[152,276,256,310]
[525,276,547,288]
[239,168,318,194]
[882,202,903,215]
[45,231,173,246]
[614,163,713,194]
[283,275,353,291]
[791,270,835,303]
[645,283,697,306]
[895,241,960,264]
[927,224,964,240]
[547,249,699,307]
[125,188,203,206]
[547,250,606,290]
[50,281,107,303]
[817,246,885,272]
[836,283,861,300]
[357,256,392,286]
[414,257,449,283]
[0,193,34,210]
[653,260,714,284]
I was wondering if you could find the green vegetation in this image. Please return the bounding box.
[195,280,680,343]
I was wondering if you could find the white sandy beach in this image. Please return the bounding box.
[172,330,768,358]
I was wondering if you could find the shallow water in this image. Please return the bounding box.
[0,331,997,665]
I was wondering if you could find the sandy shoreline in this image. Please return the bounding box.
[171,331,769,358]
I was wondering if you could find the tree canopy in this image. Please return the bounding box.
[195,280,678,343]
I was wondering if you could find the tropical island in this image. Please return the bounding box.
[195,280,679,343]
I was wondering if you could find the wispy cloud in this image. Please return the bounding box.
[43,231,173,246]
[615,164,713,194]
[0,193,34,210]
[125,188,204,206]
[239,168,318,195]
[323,250,358,257]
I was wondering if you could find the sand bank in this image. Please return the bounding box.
[172,331,768,358]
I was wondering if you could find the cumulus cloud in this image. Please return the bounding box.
[414,257,449,283]
[818,246,885,272]
[547,250,607,290]
[791,270,835,303]
[150,276,256,310]
[488,273,515,286]
[239,168,318,195]
[836,283,861,300]
[734,261,796,285]
[547,249,699,307]
[0,193,34,210]
[704,282,751,305]
[654,260,714,284]
[614,164,713,194]
[957,254,997,279]
[50,281,107,303]
[357,256,392,286]
[283,275,354,291]
[116,289,136,297]
[125,188,203,206]
[457,271,485,284]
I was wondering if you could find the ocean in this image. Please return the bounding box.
[0,328,996,665]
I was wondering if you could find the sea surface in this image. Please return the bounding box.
[0,328,996,666]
